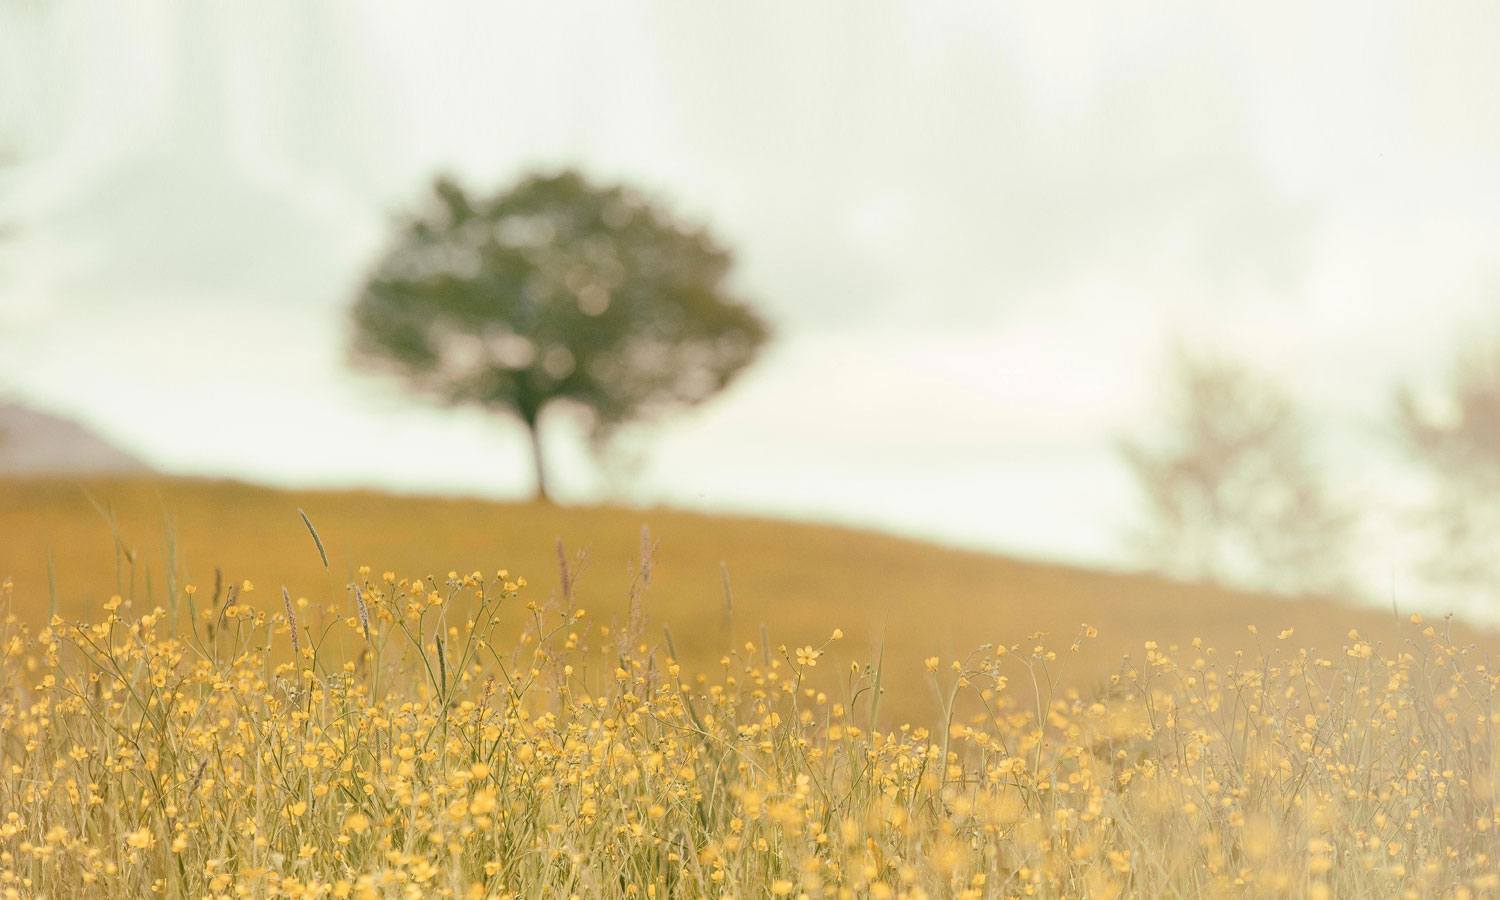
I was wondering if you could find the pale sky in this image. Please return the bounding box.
[2,1,1499,602]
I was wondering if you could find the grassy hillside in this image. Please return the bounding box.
[0,475,1481,717]
[8,476,1500,896]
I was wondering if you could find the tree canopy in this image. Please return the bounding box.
[349,170,770,500]
[1120,349,1351,594]
[1395,335,1500,596]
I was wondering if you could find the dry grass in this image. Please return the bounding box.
[2,556,1500,896]
[0,476,1477,718]
[3,476,1500,897]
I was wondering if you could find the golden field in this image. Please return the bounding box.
[3,476,1500,897]
[0,476,1477,715]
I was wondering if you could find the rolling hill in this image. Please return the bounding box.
[0,403,152,475]
[1,475,1484,719]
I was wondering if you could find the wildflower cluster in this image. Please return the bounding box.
[1,571,1498,898]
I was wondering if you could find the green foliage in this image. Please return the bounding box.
[349,170,769,498]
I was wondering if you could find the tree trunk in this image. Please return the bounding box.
[524,414,550,503]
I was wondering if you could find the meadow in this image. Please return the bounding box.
[0,477,1465,713]
[2,477,1499,897]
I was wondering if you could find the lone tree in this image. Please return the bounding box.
[1394,334,1500,597]
[1119,348,1351,594]
[349,170,770,501]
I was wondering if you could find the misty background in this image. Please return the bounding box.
[2,1,1499,612]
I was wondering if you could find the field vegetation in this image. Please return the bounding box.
[0,477,1468,714]
[2,477,1499,896]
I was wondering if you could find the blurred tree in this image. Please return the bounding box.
[1120,349,1351,594]
[349,170,770,501]
[1395,336,1500,596]
[0,141,16,243]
